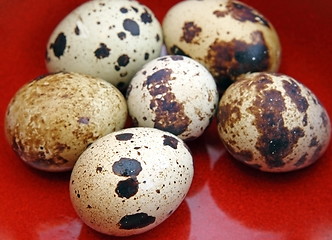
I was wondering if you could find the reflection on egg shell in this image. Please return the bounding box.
[217,72,331,172]
[163,0,281,91]
[69,127,193,236]
[45,0,163,91]
[5,72,127,172]
[126,55,219,141]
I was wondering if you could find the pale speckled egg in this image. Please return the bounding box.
[45,0,163,91]
[5,72,127,172]
[126,55,219,141]
[69,127,193,236]
[162,0,281,91]
[217,72,331,172]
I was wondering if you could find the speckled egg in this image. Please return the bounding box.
[217,72,331,172]
[163,0,281,91]
[45,0,163,91]
[126,55,219,141]
[69,127,193,236]
[5,72,127,172]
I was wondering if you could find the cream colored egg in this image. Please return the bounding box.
[163,0,281,91]
[46,0,163,91]
[217,72,331,172]
[69,127,193,236]
[5,72,127,172]
[126,55,219,140]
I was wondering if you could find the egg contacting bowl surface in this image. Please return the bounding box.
[0,0,331,239]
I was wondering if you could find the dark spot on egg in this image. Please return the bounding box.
[217,103,241,133]
[118,213,156,229]
[94,43,111,59]
[294,153,308,167]
[205,31,270,90]
[213,10,228,18]
[50,32,66,59]
[112,158,142,177]
[144,68,190,136]
[117,54,130,67]
[230,2,270,28]
[96,166,103,173]
[117,32,126,40]
[123,19,140,36]
[141,9,152,24]
[120,7,128,13]
[282,79,308,113]
[320,111,329,128]
[115,133,134,141]
[309,137,319,147]
[156,34,160,42]
[131,6,139,12]
[163,135,179,149]
[180,21,202,44]
[74,25,80,35]
[115,177,139,199]
[248,89,305,169]
[144,52,149,60]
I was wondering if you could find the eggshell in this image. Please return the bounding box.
[217,72,331,172]
[69,127,194,236]
[45,0,163,91]
[5,72,127,172]
[126,55,219,140]
[163,0,281,91]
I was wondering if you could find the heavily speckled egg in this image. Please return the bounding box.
[126,55,219,141]
[5,72,127,172]
[45,0,163,91]
[217,72,331,172]
[69,127,193,236]
[163,0,281,91]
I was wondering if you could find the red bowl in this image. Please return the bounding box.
[1,0,331,239]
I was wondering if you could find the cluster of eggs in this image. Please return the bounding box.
[4,0,331,237]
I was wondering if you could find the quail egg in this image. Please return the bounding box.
[69,127,194,236]
[5,72,127,172]
[163,0,281,91]
[217,72,331,172]
[45,0,163,91]
[126,55,219,141]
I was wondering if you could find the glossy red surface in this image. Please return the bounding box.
[1,0,331,239]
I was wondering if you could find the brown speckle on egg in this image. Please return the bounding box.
[145,68,190,136]
[181,21,202,44]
